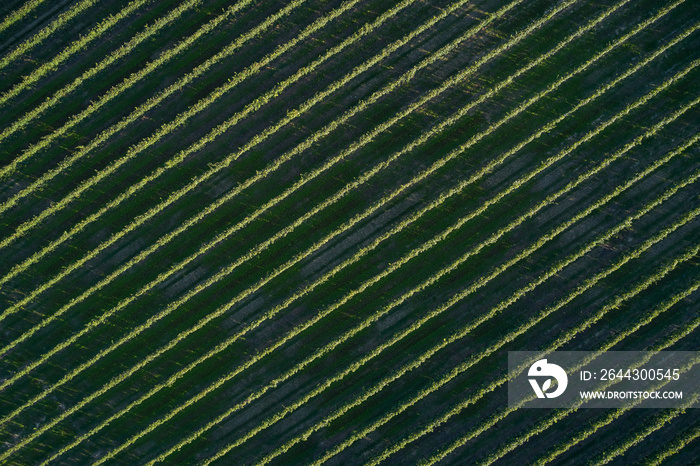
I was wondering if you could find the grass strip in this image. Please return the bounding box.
[0,0,103,70]
[0,0,48,35]
[0,0,206,146]
[330,236,700,466]
[0,0,151,107]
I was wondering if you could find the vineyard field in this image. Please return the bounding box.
[0,0,698,464]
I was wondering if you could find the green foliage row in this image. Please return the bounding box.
[483,334,700,466]
[644,400,700,465]
[370,148,700,465]
[0,0,151,108]
[4,0,528,343]
[207,24,700,461]
[2,2,492,458]
[533,281,700,465]
[73,0,626,461]
[0,0,584,460]
[0,0,205,148]
[22,0,544,462]
[0,0,430,440]
[19,4,690,462]
[0,0,101,70]
[199,19,698,465]
[261,101,699,466]
[417,230,700,466]
[591,395,699,466]
[382,175,700,465]
[0,0,552,391]
[0,0,47,34]
[0,0,506,395]
[319,214,700,466]
[0,0,464,419]
[0,0,306,240]
[0,0,360,305]
[233,8,697,466]
[0,0,427,329]
[1,0,688,462]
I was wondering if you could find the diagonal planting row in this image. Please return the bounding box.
[0,0,426,333]
[0,0,460,247]
[2,9,589,461]
[343,149,700,465]
[3,0,659,376]
[645,416,700,465]
[532,308,700,464]
[377,275,698,465]
[121,79,694,466]
[590,395,700,465]
[271,191,700,464]
[0,0,497,375]
[93,36,700,463]
[418,215,700,465]
[401,315,700,465]
[0,0,151,107]
[472,300,700,466]
[0,0,516,426]
[119,133,700,463]
[0,0,517,301]
[84,31,700,466]
[256,135,700,466]
[213,109,698,466]
[373,210,700,466]
[0,0,213,147]
[0,0,47,34]
[571,304,700,466]
[2,0,692,456]
[0,6,688,458]
[140,43,700,463]
[302,20,700,466]
[0,0,296,178]
[0,0,102,70]
[475,313,700,466]
[520,281,700,465]
[2,0,696,462]
[0,0,636,430]
[0,0,314,207]
[390,280,700,466]
[0,0,636,458]
[4,0,696,462]
[0,0,443,296]
[0,0,544,372]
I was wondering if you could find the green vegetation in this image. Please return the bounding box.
[370,140,700,465]
[0,0,697,463]
[0,0,152,107]
[644,416,700,465]
[430,300,700,466]
[0,0,46,34]
[0,0,102,70]
[0,0,203,145]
